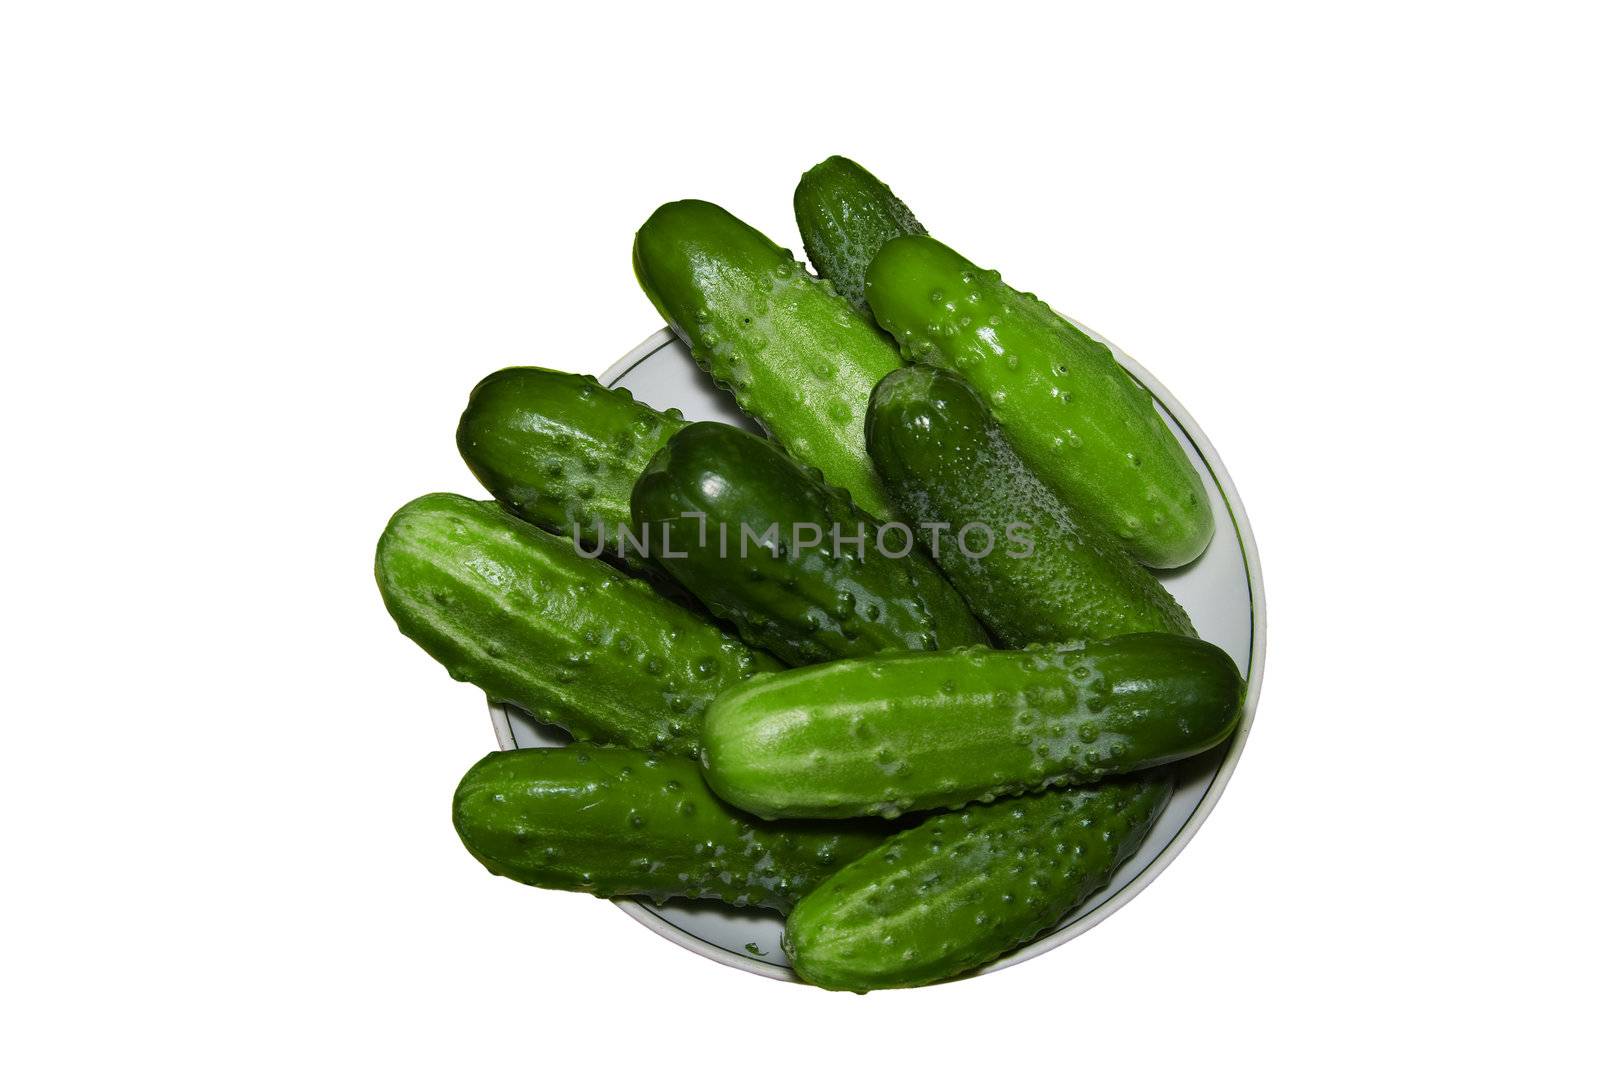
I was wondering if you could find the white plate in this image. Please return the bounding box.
[489,326,1266,984]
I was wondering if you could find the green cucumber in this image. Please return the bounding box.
[867,365,1194,645]
[865,235,1214,568]
[794,156,926,314]
[630,421,988,665]
[454,745,887,911]
[702,634,1241,819]
[784,775,1172,991]
[633,199,902,520]
[375,493,779,756]
[457,366,687,557]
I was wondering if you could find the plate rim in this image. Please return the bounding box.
[489,325,1267,986]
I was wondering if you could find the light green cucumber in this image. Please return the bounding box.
[865,235,1214,567]
[633,199,903,519]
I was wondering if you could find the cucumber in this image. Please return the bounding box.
[454,745,887,911]
[794,156,925,314]
[866,365,1194,645]
[702,634,1240,819]
[633,199,902,520]
[630,421,988,665]
[375,493,779,756]
[457,366,687,557]
[784,775,1172,991]
[865,235,1214,568]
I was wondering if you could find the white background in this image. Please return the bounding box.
[4,2,1596,1067]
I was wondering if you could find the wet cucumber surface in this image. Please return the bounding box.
[457,366,687,558]
[702,634,1241,819]
[375,494,778,756]
[867,365,1195,645]
[784,774,1173,991]
[865,235,1214,568]
[631,421,987,665]
[633,199,903,520]
[794,156,926,315]
[454,745,888,911]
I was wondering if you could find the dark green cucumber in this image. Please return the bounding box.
[784,775,1172,991]
[630,422,987,666]
[375,493,779,756]
[865,235,1213,568]
[633,199,902,520]
[453,745,886,911]
[867,365,1194,645]
[794,156,926,314]
[457,366,687,556]
[702,634,1240,818]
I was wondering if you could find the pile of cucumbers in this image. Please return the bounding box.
[378,157,1245,992]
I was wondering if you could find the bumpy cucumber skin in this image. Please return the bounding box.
[453,746,886,911]
[375,494,779,756]
[794,156,926,314]
[867,365,1194,645]
[701,634,1240,819]
[631,422,987,666]
[457,367,687,554]
[784,775,1172,991]
[633,199,902,520]
[865,235,1213,568]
